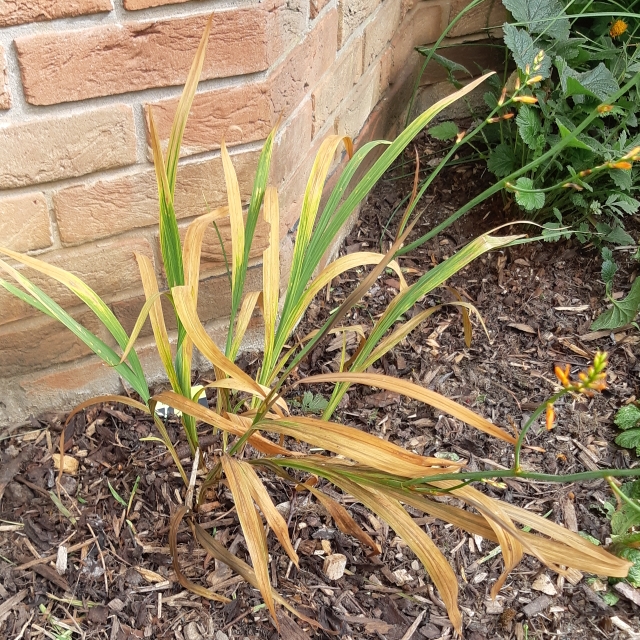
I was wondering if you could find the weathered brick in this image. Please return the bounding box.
[0,45,10,110]
[0,0,111,27]
[0,310,108,378]
[449,0,508,38]
[270,8,338,119]
[171,214,270,278]
[336,62,379,138]
[338,0,382,48]
[0,106,136,189]
[146,82,272,158]
[312,36,363,136]
[380,0,449,91]
[111,266,262,344]
[363,0,403,69]
[0,193,51,252]
[0,237,154,326]
[310,0,332,19]
[271,96,313,189]
[123,0,188,9]
[16,9,273,106]
[53,150,260,245]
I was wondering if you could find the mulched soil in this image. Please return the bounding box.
[1,134,640,640]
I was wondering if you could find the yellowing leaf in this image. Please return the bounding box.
[301,373,516,444]
[262,186,280,369]
[221,455,276,625]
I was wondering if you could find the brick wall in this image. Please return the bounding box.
[0,0,505,426]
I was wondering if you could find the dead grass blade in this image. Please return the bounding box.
[202,379,288,415]
[192,522,321,628]
[262,186,280,369]
[153,391,293,457]
[301,373,516,444]
[230,290,261,361]
[171,285,265,396]
[221,455,277,625]
[63,395,149,427]
[303,484,380,555]
[264,415,462,477]
[221,140,245,290]
[183,207,230,296]
[329,475,461,633]
[444,286,473,347]
[236,461,299,566]
[136,253,180,391]
[169,506,230,603]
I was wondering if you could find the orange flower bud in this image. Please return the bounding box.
[554,364,571,387]
[455,130,466,144]
[597,104,614,113]
[610,19,628,38]
[611,161,633,170]
[562,182,584,190]
[546,404,556,430]
[502,112,515,120]
[527,75,544,85]
[578,169,592,177]
[513,95,538,104]
[498,86,508,106]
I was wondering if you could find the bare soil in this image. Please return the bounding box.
[1,136,640,640]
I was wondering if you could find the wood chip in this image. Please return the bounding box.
[135,566,166,583]
[532,573,557,595]
[56,545,68,575]
[0,589,27,624]
[52,453,79,476]
[507,323,536,334]
[323,554,347,580]
[614,582,640,606]
[522,595,551,617]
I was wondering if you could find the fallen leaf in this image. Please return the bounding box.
[507,323,536,334]
[532,573,557,595]
[52,453,79,476]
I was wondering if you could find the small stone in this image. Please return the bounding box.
[323,554,347,581]
[52,453,79,476]
[56,546,67,575]
[59,475,77,496]
[215,632,229,640]
[392,568,412,585]
[411,560,420,571]
[532,573,557,596]
[4,481,34,503]
[275,501,290,517]
[184,622,203,640]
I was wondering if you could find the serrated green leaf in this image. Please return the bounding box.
[615,428,640,450]
[503,0,570,39]
[615,405,640,430]
[302,391,329,414]
[513,177,545,211]
[601,260,617,285]
[602,591,620,606]
[503,23,552,78]
[578,531,601,545]
[428,121,459,141]
[616,547,640,586]
[564,63,620,101]
[484,91,499,110]
[606,226,635,246]
[591,278,640,330]
[611,169,633,191]
[487,143,516,177]
[516,105,542,148]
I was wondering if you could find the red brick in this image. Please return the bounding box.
[15,9,273,106]
[124,0,188,9]
[0,237,154,326]
[270,8,338,119]
[146,82,272,158]
[338,0,382,48]
[0,45,10,109]
[336,62,380,139]
[312,36,363,136]
[310,0,332,19]
[0,193,51,252]
[380,0,449,91]
[53,150,261,245]
[449,0,508,38]
[271,96,313,189]
[0,0,111,27]
[0,310,109,377]
[363,0,404,69]
[171,214,270,278]
[0,106,136,189]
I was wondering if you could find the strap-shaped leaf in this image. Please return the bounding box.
[221,455,277,625]
[262,186,280,371]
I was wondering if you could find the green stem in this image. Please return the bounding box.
[396,72,640,256]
